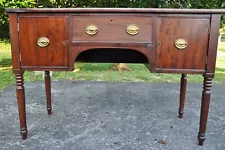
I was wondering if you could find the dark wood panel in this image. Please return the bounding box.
[155,68,205,74]
[154,14,210,18]
[21,66,69,71]
[156,16,210,70]
[5,8,225,14]
[8,14,21,72]
[19,16,68,67]
[71,15,153,43]
[206,14,221,73]
[15,13,210,19]
[71,41,153,47]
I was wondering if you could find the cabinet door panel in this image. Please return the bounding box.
[156,17,210,70]
[19,16,68,68]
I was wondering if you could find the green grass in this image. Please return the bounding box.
[0,39,11,51]
[1,41,225,89]
[218,41,225,52]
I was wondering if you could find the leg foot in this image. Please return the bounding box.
[15,72,27,139]
[178,108,184,118]
[198,133,205,146]
[47,108,52,115]
[45,71,52,115]
[20,128,28,139]
[179,74,187,118]
[198,73,213,146]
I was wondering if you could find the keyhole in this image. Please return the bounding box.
[110,19,113,23]
[158,42,161,46]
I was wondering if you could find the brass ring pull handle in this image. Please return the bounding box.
[37,37,50,48]
[86,25,98,35]
[127,24,139,35]
[175,38,188,49]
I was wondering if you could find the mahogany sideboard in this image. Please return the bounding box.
[5,8,225,146]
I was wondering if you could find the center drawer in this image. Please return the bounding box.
[71,15,153,43]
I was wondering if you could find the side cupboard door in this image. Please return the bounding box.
[156,15,210,72]
[18,16,68,69]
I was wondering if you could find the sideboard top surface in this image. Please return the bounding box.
[5,8,225,14]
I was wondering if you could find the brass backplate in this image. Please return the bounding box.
[175,38,188,49]
[37,37,50,48]
[86,25,98,35]
[127,24,139,35]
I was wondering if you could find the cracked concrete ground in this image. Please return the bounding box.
[0,80,225,150]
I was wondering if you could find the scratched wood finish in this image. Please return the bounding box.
[156,16,210,70]
[71,15,153,43]
[19,16,68,68]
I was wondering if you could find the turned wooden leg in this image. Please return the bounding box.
[198,74,213,146]
[15,72,27,139]
[45,71,52,115]
[179,74,187,118]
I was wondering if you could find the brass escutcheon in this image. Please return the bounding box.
[86,25,98,35]
[37,37,50,48]
[127,24,139,35]
[175,38,188,49]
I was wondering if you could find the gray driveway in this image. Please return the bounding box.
[0,80,225,150]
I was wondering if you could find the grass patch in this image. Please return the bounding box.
[0,70,15,89]
[0,39,11,51]
[218,42,225,52]
[1,40,225,89]
[0,57,12,68]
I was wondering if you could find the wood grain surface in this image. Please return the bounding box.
[19,16,68,68]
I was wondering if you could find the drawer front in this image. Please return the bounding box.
[19,16,68,67]
[156,16,210,70]
[71,15,153,43]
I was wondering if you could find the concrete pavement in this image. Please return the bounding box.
[0,80,225,150]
